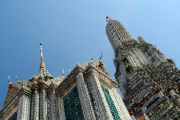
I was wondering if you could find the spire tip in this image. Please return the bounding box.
[106,16,110,22]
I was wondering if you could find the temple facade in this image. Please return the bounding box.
[106,17,180,120]
[1,17,180,120]
[0,43,132,120]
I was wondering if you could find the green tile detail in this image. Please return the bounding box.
[8,112,17,120]
[63,87,84,120]
[102,86,121,120]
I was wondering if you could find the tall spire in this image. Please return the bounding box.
[39,43,48,74]
[106,16,132,50]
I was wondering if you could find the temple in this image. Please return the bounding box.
[0,43,132,120]
[0,17,179,120]
[106,16,180,119]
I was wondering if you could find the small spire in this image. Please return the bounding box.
[61,69,65,76]
[39,43,48,74]
[99,52,103,60]
[90,54,94,61]
[8,75,12,84]
[40,43,43,58]
[8,75,11,81]
[15,75,18,81]
[90,57,93,61]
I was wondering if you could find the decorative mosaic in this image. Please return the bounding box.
[63,87,84,120]
[102,86,121,120]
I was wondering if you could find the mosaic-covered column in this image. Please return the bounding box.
[31,86,39,120]
[47,86,56,120]
[76,72,96,120]
[111,88,132,120]
[56,97,66,120]
[86,69,114,120]
[39,84,48,120]
[17,90,31,120]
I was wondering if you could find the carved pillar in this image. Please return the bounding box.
[76,72,96,120]
[17,91,31,120]
[57,97,65,120]
[112,88,132,120]
[47,86,56,120]
[39,84,48,120]
[31,87,39,120]
[86,69,114,120]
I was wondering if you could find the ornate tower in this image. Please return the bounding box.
[106,17,180,119]
[0,43,132,120]
[106,17,149,97]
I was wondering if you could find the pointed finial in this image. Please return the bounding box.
[8,75,12,84]
[8,75,11,80]
[40,42,43,57]
[15,75,20,83]
[39,42,47,73]
[99,52,103,60]
[15,75,18,80]
[106,16,110,22]
[90,54,93,61]
[61,69,65,76]
[106,16,109,22]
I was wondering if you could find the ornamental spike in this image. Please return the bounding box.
[39,43,48,74]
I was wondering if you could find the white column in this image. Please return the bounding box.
[57,97,66,120]
[113,88,132,120]
[76,72,96,120]
[31,88,39,120]
[88,71,114,120]
[17,94,30,120]
[48,88,56,120]
[39,87,47,120]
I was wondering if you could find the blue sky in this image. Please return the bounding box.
[0,0,180,107]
